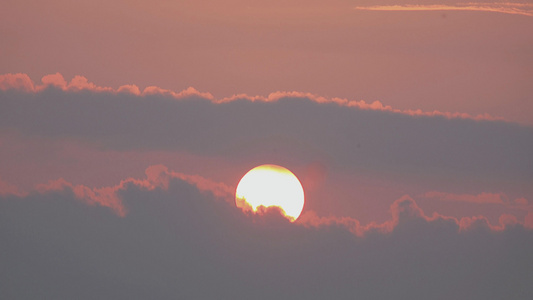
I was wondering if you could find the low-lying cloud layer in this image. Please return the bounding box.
[1,169,532,299]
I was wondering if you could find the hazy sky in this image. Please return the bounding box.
[1,1,532,299]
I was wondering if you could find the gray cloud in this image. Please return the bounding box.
[1,174,532,299]
[1,88,531,186]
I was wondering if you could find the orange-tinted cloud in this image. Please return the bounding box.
[514,197,529,205]
[0,73,213,99]
[40,73,68,89]
[0,73,34,92]
[35,177,127,216]
[0,177,26,197]
[298,195,525,236]
[525,211,533,228]
[220,90,505,122]
[30,165,234,217]
[2,166,526,236]
[355,3,533,17]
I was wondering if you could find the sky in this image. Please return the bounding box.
[1,0,533,299]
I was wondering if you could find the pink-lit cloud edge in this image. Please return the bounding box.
[0,73,508,123]
[2,72,531,233]
[1,164,531,235]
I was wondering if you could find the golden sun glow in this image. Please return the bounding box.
[236,164,305,221]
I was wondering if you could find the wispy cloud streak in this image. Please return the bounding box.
[355,3,533,17]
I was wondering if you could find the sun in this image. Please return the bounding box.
[235,164,305,221]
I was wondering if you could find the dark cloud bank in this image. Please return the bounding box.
[1,88,532,185]
[2,174,532,299]
[2,86,532,299]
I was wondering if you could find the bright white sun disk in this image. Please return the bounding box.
[235,164,305,221]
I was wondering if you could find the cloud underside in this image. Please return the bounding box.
[3,165,528,233]
[0,73,506,122]
[1,167,532,299]
[1,73,531,185]
[355,3,533,17]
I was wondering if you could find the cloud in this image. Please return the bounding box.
[422,191,532,217]
[514,197,529,205]
[0,73,505,122]
[1,73,531,188]
[0,73,34,92]
[1,168,532,299]
[0,177,26,197]
[3,0,532,127]
[355,2,533,17]
[0,73,214,99]
[423,191,509,204]
[526,211,533,228]
[3,166,527,234]
[29,165,234,216]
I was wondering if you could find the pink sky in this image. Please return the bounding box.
[1,1,532,298]
[2,0,532,124]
